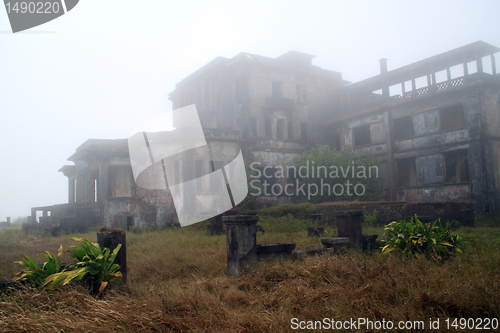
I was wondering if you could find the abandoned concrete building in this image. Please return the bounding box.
[29,41,500,230]
[321,41,500,216]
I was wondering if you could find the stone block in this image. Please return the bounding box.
[223,215,259,277]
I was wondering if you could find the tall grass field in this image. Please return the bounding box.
[0,215,499,332]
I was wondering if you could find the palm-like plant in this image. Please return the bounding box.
[14,244,64,285]
[382,215,464,261]
[41,237,122,295]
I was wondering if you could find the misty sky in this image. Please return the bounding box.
[1,0,499,220]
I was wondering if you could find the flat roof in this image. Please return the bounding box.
[341,40,499,92]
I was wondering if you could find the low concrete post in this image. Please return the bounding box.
[208,214,224,235]
[97,230,127,285]
[335,211,363,248]
[222,215,259,277]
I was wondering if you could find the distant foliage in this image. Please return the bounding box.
[258,214,311,234]
[12,216,28,224]
[255,203,317,219]
[475,213,500,227]
[382,215,465,261]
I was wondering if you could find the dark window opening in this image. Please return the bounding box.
[249,118,258,137]
[265,118,273,139]
[353,125,371,147]
[261,166,278,187]
[444,150,469,184]
[272,81,282,98]
[332,132,341,151]
[288,121,294,140]
[440,104,465,131]
[277,119,285,139]
[301,122,309,142]
[397,158,417,187]
[126,216,134,231]
[393,116,414,140]
[287,165,298,184]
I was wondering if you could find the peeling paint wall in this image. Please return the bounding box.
[333,73,500,214]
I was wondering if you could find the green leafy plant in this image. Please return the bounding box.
[382,215,465,261]
[363,209,378,227]
[41,237,122,295]
[14,237,122,296]
[256,202,317,219]
[475,213,500,227]
[14,244,64,285]
[259,214,312,233]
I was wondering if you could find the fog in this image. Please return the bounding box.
[1,0,499,220]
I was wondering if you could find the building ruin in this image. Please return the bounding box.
[29,41,500,230]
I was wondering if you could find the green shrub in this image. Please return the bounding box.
[382,215,465,261]
[41,237,122,295]
[259,214,311,234]
[87,226,100,233]
[475,213,500,227]
[255,203,317,219]
[14,237,122,296]
[14,245,64,285]
[363,210,378,227]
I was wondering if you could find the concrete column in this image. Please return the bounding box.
[379,58,389,98]
[209,214,224,235]
[69,178,76,203]
[223,215,259,277]
[476,58,483,73]
[491,54,496,75]
[97,230,127,285]
[335,211,363,248]
[385,110,396,201]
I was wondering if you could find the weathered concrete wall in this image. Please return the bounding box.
[315,201,475,227]
[489,140,500,214]
[333,79,499,215]
[397,184,471,202]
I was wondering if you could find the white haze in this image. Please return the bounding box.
[0,0,499,219]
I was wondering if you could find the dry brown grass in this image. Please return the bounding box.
[0,224,499,332]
